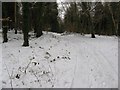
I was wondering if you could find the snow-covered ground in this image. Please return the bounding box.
[0,31,2,90]
[2,30,118,88]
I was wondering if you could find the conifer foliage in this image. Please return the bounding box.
[2,1,119,46]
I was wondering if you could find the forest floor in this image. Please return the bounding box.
[0,30,2,89]
[1,30,118,88]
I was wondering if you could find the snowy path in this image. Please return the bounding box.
[0,31,2,89]
[71,39,118,88]
[61,34,118,88]
[2,31,118,88]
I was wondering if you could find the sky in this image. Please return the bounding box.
[57,0,66,19]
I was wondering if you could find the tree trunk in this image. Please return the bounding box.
[22,3,29,46]
[2,27,8,43]
[35,18,43,38]
[23,32,29,46]
[118,19,120,36]
[50,18,59,33]
[36,21,43,37]
[2,18,9,43]
[91,33,95,38]
[36,29,43,38]
[15,2,17,34]
[15,29,17,34]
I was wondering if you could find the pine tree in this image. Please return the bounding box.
[22,2,30,46]
[94,2,104,35]
[104,3,113,35]
[48,2,59,33]
[2,2,9,43]
[2,2,15,30]
[31,2,43,37]
[110,2,119,35]
[14,2,20,34]
[80,2,95,38]
[117,2,120,36]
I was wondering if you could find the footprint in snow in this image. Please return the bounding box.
[46,52,51,56]
[39,46,44,49]
[50,59,56,62]
[32,62,37,66]
[16,74,20,79]
[57,56,60,58]
[2,81,6,84]
[30,46,33,48]
[18,50,20,52]
[44,56,49,59]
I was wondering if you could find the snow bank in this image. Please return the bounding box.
[0,30,2,89]
[2,31,118,88]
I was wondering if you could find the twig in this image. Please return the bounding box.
[10,68,14,90]
[31,69,42,87]
[3,62,13,89]
[82,2,99,15]
[24,60,32,74]
[46,60,55,86]
[24,49,35,73]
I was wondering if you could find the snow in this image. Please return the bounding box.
[0,30,2,90]
[2,30,118,88]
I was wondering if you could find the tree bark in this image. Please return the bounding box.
[22,3,29,46]
[2,19,9,43]
[91,33,95,38]
[23,32,29,46]
[15,2,17,34]
[2,27,8,43]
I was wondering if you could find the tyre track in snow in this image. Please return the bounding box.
[70,48,78,88]
[92,41,117,87]
[65,36,100,88]
[83,38,118,88]
[98,50,118,74]
[0,37,2,89]
[2,32,118,88]
[92,50,118,88]
[83,38,118,76]
[70,41,92,88]
[70,37,118,88]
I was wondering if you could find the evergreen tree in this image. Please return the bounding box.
[94,2,104,35]
[51,3,59,32]
[34,2,43,37]
[2,2,10,43]
[2,2,15,30]
[117,2,120,36]
[110,2,119,35]
[2,2,21,34]
[22,2,30,46]
[14,2,20,34]
[103,3,113,35]
[46,2,59,33]
[81,2,95,38]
